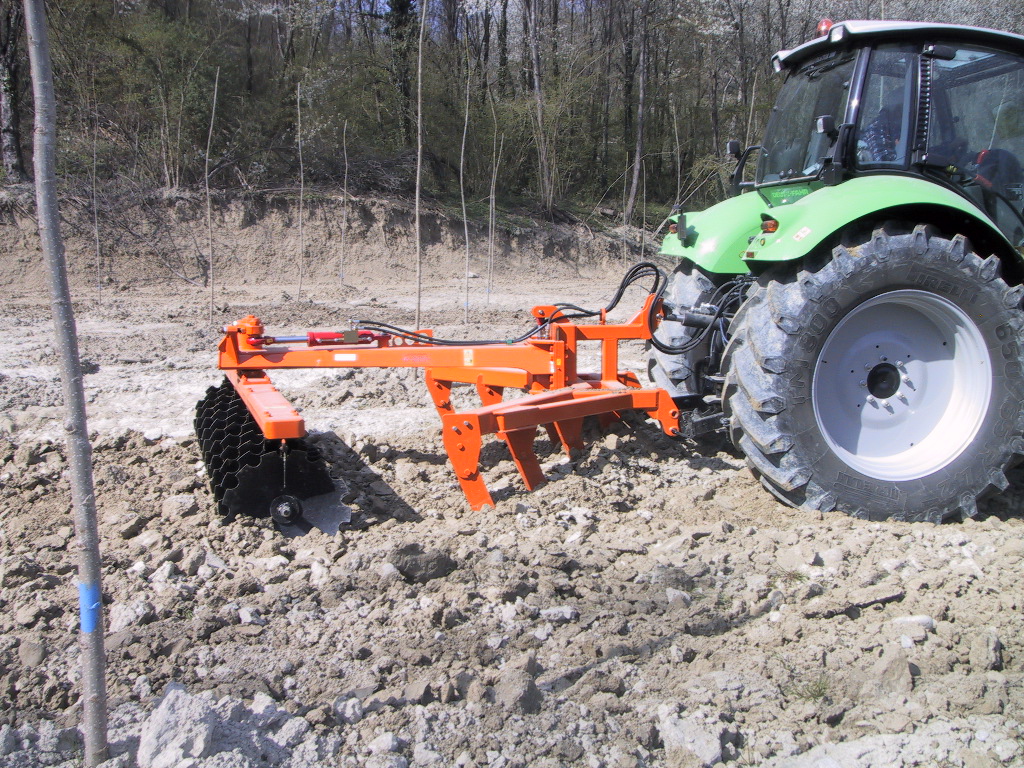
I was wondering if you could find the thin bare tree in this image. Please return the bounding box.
[414,0,427,329]
[459,32,471,323]
[486,95,501,306]
[90,74,100,290]
[297,79,305,298]
[205,67,219,321]
[487,128,503,306]
[23,0,108,764]
[339,118,348,284]
[526,0,555,215]
[623,0,649,225]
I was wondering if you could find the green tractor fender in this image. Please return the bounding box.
[663,176,1019,275]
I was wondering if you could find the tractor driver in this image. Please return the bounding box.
[858,91,904,163]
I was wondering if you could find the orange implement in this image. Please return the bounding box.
[215,296,681,509]
[223,370,306,440]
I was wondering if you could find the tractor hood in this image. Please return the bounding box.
[660,176,1013,274]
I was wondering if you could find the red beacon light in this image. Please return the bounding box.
[817,18,834,36]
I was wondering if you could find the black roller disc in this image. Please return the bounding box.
[221,444,338,519]
[195,377,341,522]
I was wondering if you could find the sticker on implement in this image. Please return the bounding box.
[793,227,812,242]
[463,349,475,365]
[334,353,358,361]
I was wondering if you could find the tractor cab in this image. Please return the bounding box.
[743,21,1024,246]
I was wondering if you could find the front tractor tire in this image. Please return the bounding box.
[724,225,1024,522]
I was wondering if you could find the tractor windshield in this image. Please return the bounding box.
[757,52,856,184]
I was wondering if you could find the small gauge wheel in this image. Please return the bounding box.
[270,495,303,525]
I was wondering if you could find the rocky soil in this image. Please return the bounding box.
[1,197,1023,767]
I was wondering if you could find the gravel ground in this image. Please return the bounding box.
[1,203,1023,767]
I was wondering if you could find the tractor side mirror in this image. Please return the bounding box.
[815,114,838,139]
[726,140,741,159]
[729,145,762,196]
[924,44,957,61]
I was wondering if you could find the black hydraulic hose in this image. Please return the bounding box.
[355,262,667,347]
[647,274,754,355]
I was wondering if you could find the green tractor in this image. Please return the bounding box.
[650,20,1024,522]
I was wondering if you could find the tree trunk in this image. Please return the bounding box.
[23,1,108,765]
[386,0,418,146]
[414,0,427,327]
[526,0,554,215]
[0,0,27,181]
[623,0,648,226]
[497,0,509,95]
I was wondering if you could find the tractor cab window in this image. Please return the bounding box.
[926,45,1024,244]
[756,52,856,184]
[856,45,917,168]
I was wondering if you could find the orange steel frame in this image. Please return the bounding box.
[217,296,682,510]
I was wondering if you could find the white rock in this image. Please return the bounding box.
[248,692,288,727]
[412,743,443,765]
[970,628,1003,671]
[161,494,198,518]
[0,724,19,756]
[666,588,692,606]
[180,549,205,577]
[533,623,553,641]
[107,600,155,633]
[309,561,329,586]
[890,615,935,631]
[133,675,153,700]
[994,739,1019,761]
[539,606,578,623]
[137,686,216,768]
[204,550,229,570]
[271,717,310,749]
[333,697,363,724]
[819,547,846,568]
[658,709,723,767]
[366,756,408,768]
[149,561,178,584]
[237,607,261,625]
[369,732,401,754]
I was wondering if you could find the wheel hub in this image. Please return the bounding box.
[813,290,991,481]
[866,362,901,399]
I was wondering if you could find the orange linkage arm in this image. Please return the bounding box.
[216,295,680,509]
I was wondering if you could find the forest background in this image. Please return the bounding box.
[2,0,1024,233]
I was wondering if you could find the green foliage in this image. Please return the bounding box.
[785,672,832,702]
[13,1,1024,218]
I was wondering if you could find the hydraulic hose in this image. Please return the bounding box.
[356,262,668,347]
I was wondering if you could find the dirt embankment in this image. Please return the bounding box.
[0,192,1022,768]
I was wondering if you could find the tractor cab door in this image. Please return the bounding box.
[855,44,917,169]
[923,44,1024,245]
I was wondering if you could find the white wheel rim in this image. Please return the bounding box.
[812,290,991,481]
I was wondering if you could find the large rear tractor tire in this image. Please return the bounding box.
[648,262,723,402]
[723,224,1024,522]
